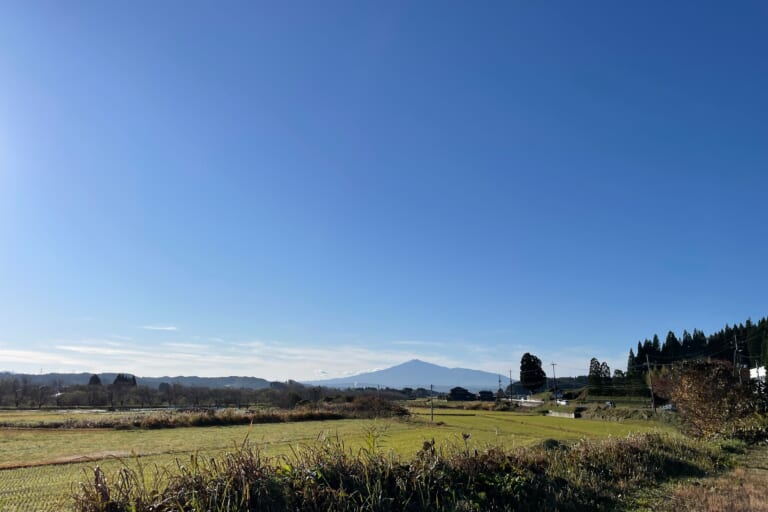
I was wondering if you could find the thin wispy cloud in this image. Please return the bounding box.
[140,325,178,331]
[390,340,448,348]
[0,348,93,369]
[162,342,208,350]
[56,345,147,357]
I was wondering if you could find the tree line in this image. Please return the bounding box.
[627,316,768,373]
[576,315,768,399]
[0,374,417,410]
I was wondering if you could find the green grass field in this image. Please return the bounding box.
[0,407,671,511]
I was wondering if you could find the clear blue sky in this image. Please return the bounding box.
[1,1,766,381]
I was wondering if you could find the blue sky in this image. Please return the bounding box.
[0,1,766,381]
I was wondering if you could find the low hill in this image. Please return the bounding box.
[0,372,271,390]
[307,359,507,392]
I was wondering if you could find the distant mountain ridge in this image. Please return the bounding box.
[307,359,508,392]
[0,360,509,393]
[0,372,270,390]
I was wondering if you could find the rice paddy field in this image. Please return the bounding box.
[0,407,671,511]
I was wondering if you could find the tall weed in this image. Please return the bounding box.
[73,432,728,512]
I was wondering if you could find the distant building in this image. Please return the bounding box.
[477,390,495,401]
[750,366,766,382]
[448,387,476,401]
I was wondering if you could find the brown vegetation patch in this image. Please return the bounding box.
[657,447,768,512]
[0,399,408,430]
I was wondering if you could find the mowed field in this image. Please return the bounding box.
[0,407,670,512]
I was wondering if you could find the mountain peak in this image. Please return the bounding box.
[402,358,429,365]
[308,359,502,392]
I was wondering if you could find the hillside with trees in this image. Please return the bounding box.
[626,316,768,374]
[579,316,768,398]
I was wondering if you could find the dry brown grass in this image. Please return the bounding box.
[72,432,726,512]
[659,447,768,512]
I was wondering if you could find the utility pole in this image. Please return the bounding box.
[646,354,656,414]
[550,363,558,398]
[733,335,742,383]
[509,369,513,399]
[430,384,434,422]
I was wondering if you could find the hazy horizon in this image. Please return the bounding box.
[1,357,508,383]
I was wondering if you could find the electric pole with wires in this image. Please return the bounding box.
[550,362,558,398]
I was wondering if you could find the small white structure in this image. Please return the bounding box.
[750,366,766,382]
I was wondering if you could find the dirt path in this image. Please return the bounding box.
[0,450,132,470]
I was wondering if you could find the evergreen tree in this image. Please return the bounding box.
[707,328,727,362]
[692,329,707,352]
[762,332,768,368]
[113,373,137,387]
[663,331,681,359]
[519,353,547,393]
[759,318,768,367]
[112,373,137,407]
[636,341,646,369]
[600,361,611,379]
[746,319,765,363]
[641,339,655,369]
[627,349,637,375]
[681,330,693,357]
[651,334,661,356]
[600,361,612,393]
[588,357,602,392]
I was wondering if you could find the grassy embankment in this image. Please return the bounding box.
[73,430,727,511]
